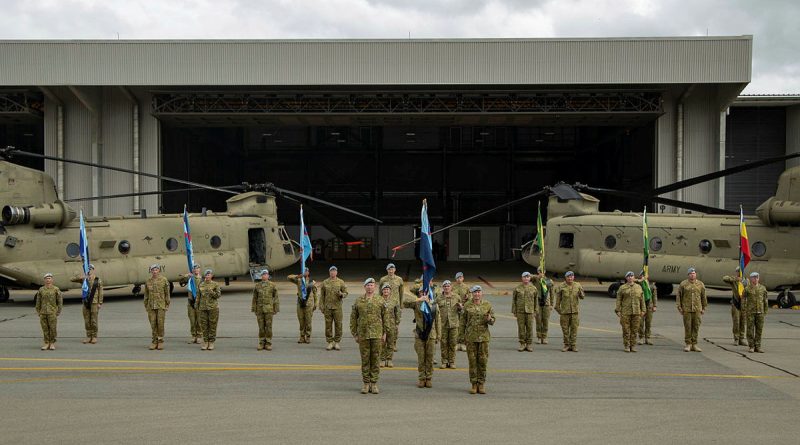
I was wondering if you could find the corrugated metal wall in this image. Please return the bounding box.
[0,37,752,86]
[788,105,800,169]
[100,86,133,216]
[131,89,160,214]
[681,86,721,208]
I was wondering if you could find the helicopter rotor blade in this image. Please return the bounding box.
[64,186,242,203]
[577,185,737,215]
[268,185,383,224]
[277,196,361,244]
[650,151,800,197]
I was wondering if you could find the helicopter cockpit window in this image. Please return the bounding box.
[66,242,80,258]
[698,239,712,254]
[559,233,574,249]
[751,241,767,257]
[210,235,222,249]
[166,238,178,251]
[118,240,131,255]
[649,237,663,252]
[604,235,617,249]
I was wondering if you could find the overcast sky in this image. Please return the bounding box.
[1,0,797,94]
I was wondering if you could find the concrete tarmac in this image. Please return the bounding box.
[1,263,798,444]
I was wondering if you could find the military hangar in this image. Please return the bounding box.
[2,36,796,261]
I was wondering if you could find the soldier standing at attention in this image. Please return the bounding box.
[288,269,318,344]
[321,265,348,351]
[743,272,769,353]
[636,271,657,345]
[722,267,747,346]
[534,267,554,345]
[197,269,221,351]
[350,278,390,394]
[35,273,63,350]
[452,272,470,351]
[179,264,203,344]
[676,267,708,352]
[403,287,441,388]
[512,271,539,352]
[251,269,279,351]
[437,279,461,369]
[71,264,103,344]
[379,263,405,352]
[459,285,495,395]
[615,271,646,352]
[379,283,400,368]
[554,271,585,352]
[144,264,171,350]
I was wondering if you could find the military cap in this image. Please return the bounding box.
[565,271,575,277]
[687,267,696,274]
[43,272,54,278]
[329,265,338,271]
[192,264,201,269]
[470,285,482,293]
[204,269,213,276]
[522,271,532,277]
[149,264,161,271]
[363,277,376,286]
[260,269,269,275]
[380,283,391,291]
[386,263,396,270]
[88,264,95,270]
[455,272,464,279]
[749,271,760,278]
[442,279,452,286]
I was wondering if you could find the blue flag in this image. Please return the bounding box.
[78,210,91,302]
[419,199,436,339]
[299,205,313,301]
[183,206,198,302]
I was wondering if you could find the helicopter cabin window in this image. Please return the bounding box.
[650,237,663,252]
[559,233,574,249]
[210,235,222,249]
[752,241,767,257]
[699,239,712,254]
[248,229,267,264]
[278,227,290,241]
[66,243,80,258]
[604,235,616,249]
[118,240,131,255]
[166,238,178,252]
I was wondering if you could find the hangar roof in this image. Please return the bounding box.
[0,36,751,86]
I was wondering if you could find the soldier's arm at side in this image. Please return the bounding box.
[614,286,623,314]
[652,285,657,308]
[763,288,769,314]
[510,288,518,314]
[164,280,171,309]
[381,304,390,338]
[339,281,348,299]
[434,307,441,340]
[56,289,63,315]
[349,303,358,339]
[97,279,104,305]
[578,284,585,299]
[486,305,496,325]
[700,285,708,312]
[676,285,683,311]
[458,309,467,340]
[553,286,562,313]
[143,284,150,308]
[272,286,279,313]
[251,287,257,312]
[312,285,319,309]
[34,290,41,314]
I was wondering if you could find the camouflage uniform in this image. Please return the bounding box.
[143,275,171,346]
[320,277,348,344]
[288,275,318,342]
[380,291,401,363]
[615,282,645,351]
[402,296,441,383]
[379,274,405,325]
[743,283,768,351]
[180,274,203,340]
[252,280,279,348]
[451,280,471,347]
[197,280,221,343]
[71,275,103,340]
[722,275,747,345]
[459,299,495,387]
[535,277,554,343]
[676,279,708,348]
[554,282,585,350]
[350,293,391,385]
[638,282,658,343]
[35,285,63,345]
[512,282,539,349]
[436,290,461,367]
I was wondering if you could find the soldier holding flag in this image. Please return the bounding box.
[289,206,317,344]
[179,264,203,344]
[71,210,103,344]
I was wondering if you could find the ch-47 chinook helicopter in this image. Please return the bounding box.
[0,146,381,302]
[518,152,800,308]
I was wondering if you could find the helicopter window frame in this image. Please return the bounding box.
[698,239,713,254]
[118,240,131,255]
[559,232,574,249]
[66,242,80,258]
[649,237,663,252]
[210,235,222,249]
[751,241,766,257]
[166,237,179,252]
[604,235,617,250]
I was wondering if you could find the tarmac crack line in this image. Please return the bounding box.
[0,314,28,323]
[778,320,800,328]
[703,337,800,378]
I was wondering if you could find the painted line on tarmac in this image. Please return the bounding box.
[0,357,355,369]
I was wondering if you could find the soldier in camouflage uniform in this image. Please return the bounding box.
[197,269,222,350]
[722,268,747,346]
[251,269,279,350]
[321,266,348,351]
[512,271,539,352]
[379,283,400,368]
[403,287,441,388]
[350,278,391,394]
[534,268,554,344]
[615,271,646,352]
[636,271,658,345]
[143,264,171,350]
[743,272,769,353]
[35,273,63,350]
[288,269,318,344]
[554,271,585,352]
[451,272,470,351]
[379,263,405,353]
[179,264,203,344]
[459,285,495,395]
[71,264,103,344]
[676,267,708,352]
[436,280,462,369]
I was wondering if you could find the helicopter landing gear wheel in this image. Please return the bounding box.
[776,290,797,309]
[655,283,674,297]
[608,282,621,298]
[132,284,142,297]
[0,286,9,303]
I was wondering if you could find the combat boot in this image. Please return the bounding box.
[380,360,385,368]
[257,343,264,351]
[561,346,570,352]
[450,363,456,369]
[518,343,525,352]
[265,344,272,351]
[334,342,341,350]
[525,344,534,352]
[187,337,195,344]
[469,384,477,394]
[208,342,215,350]
[201,342,208,350]
[371,383,379,394]
[638,338,644,345]
[387,360,394,368]
[691,344,702,352]
[571,346,579,352]
[683,344,691,352]
[41,343,49,350]
[748,347,755,353]
[297,336,304,343]
[542,339,548,345]
[630,346,637,353]
[624,347,630,352]
[326,342,334,351]
[440,363,447,369]
[425,379,432,388]
[645,338,653,345]
[417,380,425,388]
[90,337,97,344]
[149,343,157,350]
[82,337,91,344]
[738,339,747,346]
[477,383,486,394]
[361,383,369,394]
[755,347,764,353]
[49,343,56,350]
[156,343,164,350]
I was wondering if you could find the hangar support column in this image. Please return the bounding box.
[788,105,800,169]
